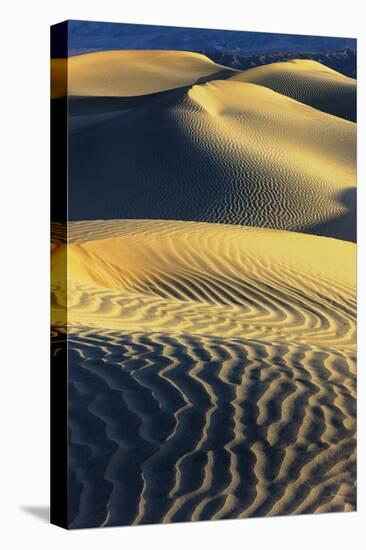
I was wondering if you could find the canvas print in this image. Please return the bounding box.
[50,20,356,529]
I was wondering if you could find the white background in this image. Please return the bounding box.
[1,0,364,547]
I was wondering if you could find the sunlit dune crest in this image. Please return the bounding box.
[52,220,356,525]
[51,50,232,98]
[52,219,355,350]
[229,59,356,121]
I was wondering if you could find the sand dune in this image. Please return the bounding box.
[51,219,356,526]
[50,48,357,527]
[52,220,356,348]
[229,60,356,121]
[64,328,355,527]
[69,80,356,241]
[51,50,233,98]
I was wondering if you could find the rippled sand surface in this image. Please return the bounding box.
[51,50,356,528]
[68,78,355,240]
[51,220,356,527]
[229,59,356,121]
[53,220,355,347]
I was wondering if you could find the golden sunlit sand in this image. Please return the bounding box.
[51,50,232,98]
[52,219,355,348]
[229,59,356,121]
[186,79,355,238]
[53,220,355,351]
[52,219,356,521]
[67,77,356,238]
[51,48,356,526]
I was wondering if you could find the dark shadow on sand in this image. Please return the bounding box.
[64,329,356,528]
[308,187,356,242]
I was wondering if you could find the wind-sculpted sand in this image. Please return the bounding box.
[68,79,356,240]
[51,49,357,528]
[51,220,356,527]
[51,50,233,98]
[229,60,356,122]
[53,220,355,348]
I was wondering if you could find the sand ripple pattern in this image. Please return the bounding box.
[63,328,356,528]
[68,77,355,241]
[51,52,357,529]
[52,220,356,351]
[50,220,356,527]
[230,59,356,122]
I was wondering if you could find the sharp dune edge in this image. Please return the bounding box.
[229,59,356,122]
[52,220,356,526]
[51,50,232,98]
[69,78,355,239]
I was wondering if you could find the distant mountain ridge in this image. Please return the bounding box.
[203,48,356,78]
[53,20,356,66]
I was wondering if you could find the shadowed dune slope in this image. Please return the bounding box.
[64,328,355,527]
[51,220,356,526]
[51,50,233,98]
[69,81,356,241]
[51,50,357,527]
[229,60,356,121]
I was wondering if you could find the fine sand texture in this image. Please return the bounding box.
[51,50,357,528]
[229,59,356,122]
[68,79,356,240]
[51,220,356,527]
[53,220,355,348]
[51,50,234,98]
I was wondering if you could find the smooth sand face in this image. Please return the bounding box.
[51,50,230,98]
[229,59,356,121]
